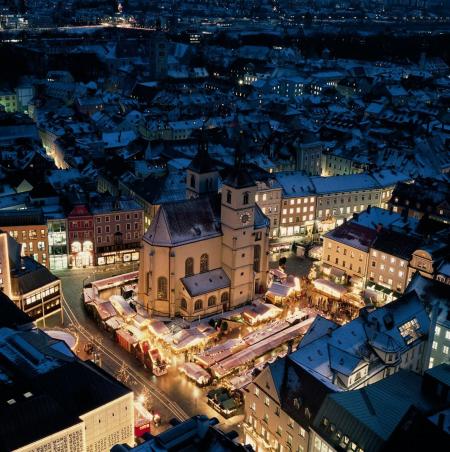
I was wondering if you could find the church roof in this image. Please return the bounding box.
[188,140,217,174]
[181,268,230,297]
[143,195,221,247]
[222,166,255,189]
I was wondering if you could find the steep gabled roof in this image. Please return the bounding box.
[143,195,221,247]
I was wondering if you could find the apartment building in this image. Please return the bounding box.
[244,359,311,452]
[296,141,323,176]
[275,172,316,239]
[0,209,49,268]
[68,204,94,268]
[0,231,61,323]
[406,274,450,370]
[0,89,18,112]
[322,221,375,286]
[91,198,143,266]
[0,293,134,452]
[313,173,381,229]
[368,230,423,294]
[244,292,431,452]
[389,178,450,223]
[322,206,450,302]
[311,366,449,452]
[255,178,282,238]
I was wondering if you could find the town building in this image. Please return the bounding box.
[67,204,94,268]
[0,231,61,324]
[0,209,49,268]
[321,206,450,302]
[275,172,316,240]
[0,89,18,112]
[311,365,449,452]
[244,291,431,452]
[138,146,270,319]
[91,198,143,266]
[389,178,450,223]
[112,415,251,452]
[255,178,282,239]
[0,291,134,452]
[406,274,450,369]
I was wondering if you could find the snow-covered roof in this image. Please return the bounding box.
[181,268,230,297]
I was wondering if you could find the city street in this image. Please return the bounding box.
[54,264,244,436]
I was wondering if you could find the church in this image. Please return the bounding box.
[138,137,271,320]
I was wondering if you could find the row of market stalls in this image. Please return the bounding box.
[190,309,316,385]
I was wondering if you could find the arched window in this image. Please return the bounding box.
[200,253,209,273]
[185,257,194,276]
[253,245,261,272]
[208,296,216,307]
[194,299,203,311]
[190,174,196,188]
[243,191,249,205]
[157,277,168,300]
[221,292,229,304]
[226,190,232,204]
[180,298,187,310]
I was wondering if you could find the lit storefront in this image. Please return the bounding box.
[97,249,140,266]
[70,240,94,267]
[48,218,68,270]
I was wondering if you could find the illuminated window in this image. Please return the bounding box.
[200,253,209,272]
[185,257,194,276]
[157,277,168,300]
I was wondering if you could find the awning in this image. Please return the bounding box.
[266,282,292,298]
[330,267,346,278]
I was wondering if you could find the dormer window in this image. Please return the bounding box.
[243,192,249,205]
[226,190,232,204]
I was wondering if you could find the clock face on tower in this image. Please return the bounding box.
[240,211,252,225]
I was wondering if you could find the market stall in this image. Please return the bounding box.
[179,362,211,386]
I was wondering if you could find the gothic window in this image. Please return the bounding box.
[185,257,194,276]
[221,292,229,304]
[253,245,261,272]
[190,174,196,188]
[208,296,216,307]
[180,298,187,310]
[157,277,168,300]
[243,191,249,205]
[200,253,209,273]
[194,299,203,311]
[226,190,232,203]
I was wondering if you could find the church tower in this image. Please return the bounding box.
[221,143,258,308]
[149,23,168,80]
[186,131,219,199]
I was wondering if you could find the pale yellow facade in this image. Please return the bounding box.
[244,365,309,452]
[14,422,85,452]
[322,236,369,282]
[139,170,270,319]
[13,393,134,452]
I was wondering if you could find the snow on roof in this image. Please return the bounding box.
[290,292,429,390]
[370,169,412,188]
[181,268,230,297]
[311,173,379,194]
[275,172,315,197]
[351,207,419,233]
[102,130,137,149]
[324,222,377,251]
